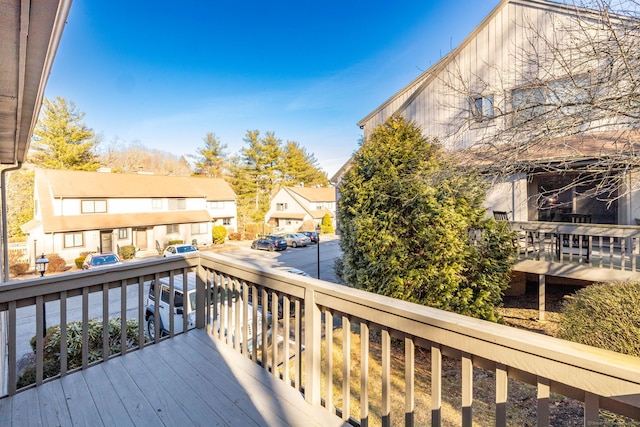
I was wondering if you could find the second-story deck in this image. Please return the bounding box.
[0,251,638,426]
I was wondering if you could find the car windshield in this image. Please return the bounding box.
[177,245,196,253]
[94,255,118,265]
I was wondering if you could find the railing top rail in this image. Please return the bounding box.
[511,220,640,237]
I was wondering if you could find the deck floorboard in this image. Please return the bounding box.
[1,329,348,427]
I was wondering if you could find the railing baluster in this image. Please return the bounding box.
[381,329,390,427]
[495,363,507,427]
[102,283,109,361]
[405,336,415,427]
[252,283,258,362]
[294,299,302,391]
[324,308,333,412]
[360,321,369,427]
[599,236,604,268]
[462,353,473,427]
[261,287,268,368]
[342,315,351,422]
[8,301,16,395]
[271,290,278,376]
[537,377,550,427]
[241,279,249,356]
[584,392,599,425]
[82,287,89,369]
[120,281,127,355]
[35,296,44,385]
[431,343,442,427]
[283,294,290,384]
[138,275,146,348]
[60,291,67,376]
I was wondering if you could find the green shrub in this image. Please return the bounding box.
[45,253,67,273]
[119,245,136,260]
[558,281,640,356]
[74,255,87,269]
[212,225,227,244]
[320,213,334,234]
[18,317,141,388]
[168,239,184,246]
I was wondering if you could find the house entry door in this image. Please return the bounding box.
[136,229,148,249]
[100,231,113,254]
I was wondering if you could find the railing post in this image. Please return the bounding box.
[304,287,321,405]
[195,267,206,329]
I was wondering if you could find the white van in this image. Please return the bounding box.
[144,273,266,347]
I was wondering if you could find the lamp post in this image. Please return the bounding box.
[35,254,49,337]
[316,225,321,279]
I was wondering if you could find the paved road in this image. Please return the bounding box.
[218,234,343,283]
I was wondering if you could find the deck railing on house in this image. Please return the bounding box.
[511,221,640,271]
[0,252,639,425]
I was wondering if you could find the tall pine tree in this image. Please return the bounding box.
[29,97,101,170]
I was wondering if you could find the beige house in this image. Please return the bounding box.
[265,186,335,233]
[22,169,237,262]
[357,0,640,225]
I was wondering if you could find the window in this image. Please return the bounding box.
[167,224,179,234]
[276,203,287,211]
[118,228,128,239]
[511,75,590,125]
[191,223,207,234]
[64,232,83,248]
[152,199,163,209]
[168,198,186,210]
[81,199,107,213]
[470,95,494,121]
[222,218,231,226]
[208,201,224,209]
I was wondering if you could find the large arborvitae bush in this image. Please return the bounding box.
[558,281,640,356]
[337,115,516,321]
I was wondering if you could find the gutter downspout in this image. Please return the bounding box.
[2,163,23,283]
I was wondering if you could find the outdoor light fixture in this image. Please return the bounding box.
[35,253,49,277]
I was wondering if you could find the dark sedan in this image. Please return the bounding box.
[299,231,319,244]
[251,235,287,251]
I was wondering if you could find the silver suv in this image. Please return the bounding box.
[144,273,266,347]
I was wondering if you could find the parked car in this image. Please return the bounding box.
[144,273,268,347]
[299,231,319,244]
[82,253,122,270]
[280,233,311,248]
[276,266,309,276]
[163,243,198,257]
[251,235,287,251]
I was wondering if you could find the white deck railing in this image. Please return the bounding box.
[0,252,639,426]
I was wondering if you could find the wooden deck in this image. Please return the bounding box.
[0,329,348,427]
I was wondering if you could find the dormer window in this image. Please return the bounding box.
[471,95,494,121]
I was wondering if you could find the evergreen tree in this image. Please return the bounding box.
[6,170,34,239]
[337,115,516,322]
[282,141,328,186]
[190,132,227,177]
[29,97,101,170]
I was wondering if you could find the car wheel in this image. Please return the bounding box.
[292,242,298,248]
[147,314,157,340]
[251,243,257,250]
[268,244,275,251]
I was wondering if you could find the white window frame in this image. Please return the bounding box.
[471,95,494,122]
[64,232,84,248]
[167,224,179,234]
[191,223,207,234]
[81,199,107,214]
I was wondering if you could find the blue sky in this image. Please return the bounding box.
[44,0,498,177]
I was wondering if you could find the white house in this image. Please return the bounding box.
[357,0,640,225]
[22,169,237,262]
[265,186,336,233]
